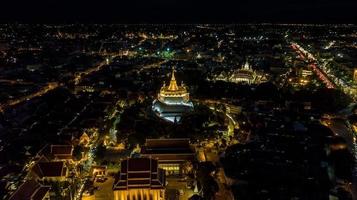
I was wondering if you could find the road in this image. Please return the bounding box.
[0,82,60,112]
[0,51,119,113]
[198,98,238,139]
[74,60,109,85]
[290,43,335,89]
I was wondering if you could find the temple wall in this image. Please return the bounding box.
[114,189,165,200]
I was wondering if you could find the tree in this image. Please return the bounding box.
[94,143,106,163]
[196,162,219,200]
[254,82,279,101]
[329,149,354,181]
[312,88,352,113]
[73,145,83,161]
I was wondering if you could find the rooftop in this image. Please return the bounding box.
[8,180,50,200]
[113,158,165,190]
[32,161,67,178]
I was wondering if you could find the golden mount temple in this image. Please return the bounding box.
[152,67,194,123]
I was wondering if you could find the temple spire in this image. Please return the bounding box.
[171,67,176,81]
[168,67,178,91]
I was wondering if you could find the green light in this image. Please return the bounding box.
[166,47,170,51]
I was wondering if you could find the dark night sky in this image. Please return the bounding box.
[0,0,356,23]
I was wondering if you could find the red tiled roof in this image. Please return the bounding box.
[127,158,152,171]
[145,154,195,162]
[127,172,151,179]
[145,138,191,148]
[31,186,51,200]
[32,161,67,178]
[36,144,73,161]
[9,180,50,200]
[50,145,73,155]
[113,158,165,190]
[141,138,195,162]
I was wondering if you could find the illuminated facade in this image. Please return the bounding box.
[152,67,194,122]
[141,138,195,175]
[230,61,256,84]
[214,61,267,84]
[113,158,166,200]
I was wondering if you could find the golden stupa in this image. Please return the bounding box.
[152,67,193,122]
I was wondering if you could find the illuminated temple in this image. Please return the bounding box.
[214,61,267,84]
[152,67,194,122]
[113,158,165,200]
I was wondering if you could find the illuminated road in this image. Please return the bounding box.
[0,52,119,113]
[0,79,34,85]
[290,43,335,89]
[0,82,60,113]
[198,98,238,138]
[74,60,109,85]
[0,55,112,113]
[137,59,169,72]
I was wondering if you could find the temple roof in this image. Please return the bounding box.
[8,180,50,200]
[141,138,196,162]
[36,144,73,161]
[168,67,179,91]
[113,158,165,190]
[32,161,67,178]
[153,67,193,123]
[161,67,187,94]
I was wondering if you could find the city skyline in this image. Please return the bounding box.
[0,1,356,199]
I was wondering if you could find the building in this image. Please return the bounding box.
[214,61,267,84]
[152,67,194,122]
[230,61,256,84]
[113,158,166,200]
[300,69,313,77]
[31,161,68,182]
[8,180,50,200]
[141,138,195,175]
[79,132,90,146]
[91,165,107,177]
[36,144,74,162]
